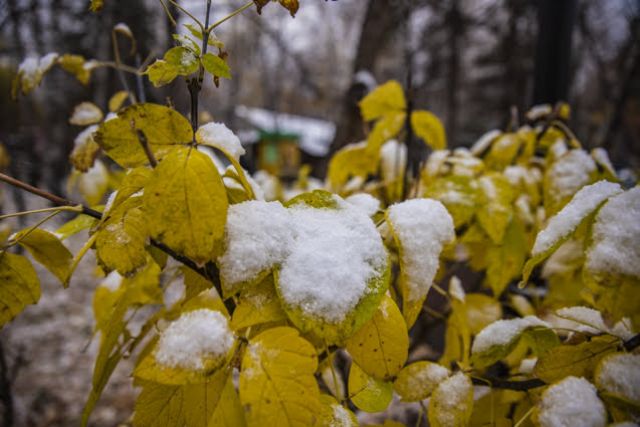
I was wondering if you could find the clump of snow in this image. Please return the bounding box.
[69,102,103,126]
[345,193,380,217]
[387,199,455,302]
[470,129,501,155]
[517,357,537,374]
[538,376,606,427]
[196,122,245,160]
[424,149,450,178]
[532,181,623,255]
[330,403,355,427]
[430,373,472,426]
[546,149,597,204]
[380,139,407,182]
[449,276,465,302]
[586,187,640,278]
[154,309,234,370]
[252,170,280,201]
[279,200,387,322]
[591,148,616,176]
[555,306,609,335]
[16,53,59,93]
[219,197,387,323]
[74,124,99,148]
[471,316,550,354]
[219,201,293,290]
[404,363,450,398]
[596,353,640,404]
[99,271,122,292]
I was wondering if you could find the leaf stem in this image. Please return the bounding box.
[4,210,62,251]
[135,129,158,167]
[0,205,82,220]
[206,1,253,32]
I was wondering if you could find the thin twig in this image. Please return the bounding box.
[206,0,253,32]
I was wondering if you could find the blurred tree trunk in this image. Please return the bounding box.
[323,0,407,174]
[532,0,577,105]
[446,0,461,145]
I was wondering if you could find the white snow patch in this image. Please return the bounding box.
[470,129,501,155]
[555,306,609,335]
[586,187,640,278]
[380,139,407,182]
[219,197,387,323]
[424,149,450,178]
[154,309,234,370]
[430,373,472,426]
[387,199,455,302]
[532,181,623,255]
[279,200,387,322]
[517,357,537,374]
[196,122,245,161]
[449,276,465,302]
[538,376,606,427]
[330,403,355,427]
[596,353,640,404]
[219,201,293,289]
[99,271,122,292]
[69,102,103,126]
[472,316,550,354]
[345,193,380,217]
[546,149,597,203]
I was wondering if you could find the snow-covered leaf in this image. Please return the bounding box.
[393,361,449,402]
[427,372,473,427]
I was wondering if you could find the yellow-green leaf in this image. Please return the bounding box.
[11,228,73,284]
[0,253,40,327]
[476,173,515,244]
[423,175,479,227]
[484,133,521,170]
[69,102,103,126]
[202,53,231,79]
[428,372,473,427]
[327,142,378,190]
[365,111,406,154]
[231,275,287,331]
[348,362,393,413]
[164,46,199,75]
[484,218,526,296]
[70,125,101,172]
[464,294,502,335]
[318,395,358,427]
[359,81,406,122]
[95,103,193,167]
[393,361,450,402]
[533,335,618,383]
[145,59,179,87]
[94,196,148,275]
[133,374,228,427]
[209,374,246,427]
[55,214,98,240]
[58,54,91,85]
[345,295,408,380]
[411,110,446,150]
[143,147,228,264]
[239,327,321,427]
[108,90,129,112]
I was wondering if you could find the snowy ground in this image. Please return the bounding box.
[1,194,135,426]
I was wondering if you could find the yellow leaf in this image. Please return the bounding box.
[484,219,526,296]
[327,142,378,190]
[366,111,406,154]
[423,175,479,227]
[145,60,179,87]
[94,196,148,275]
[0,253,40,327]
[70,125,101,172]
[209,374,247,427]
[55,213,97,240]
[393,361,450,402]
[144,147,228,264]
[95,103,193,168]
[69,102,103,126]
[484,133,521,170]
[164,46,199,75]
[231,275,287,331]
[359,81,406,122]
[534,336,618,384]
[11,228,73,284]
[239,327,321,427]
[108,90,129,112]
[345,295,408,380]
[133,374,228,427]
[348,362,393,413]
[476,173,515,244]
[278,0,299,17]
[428,373,473,427]
[464,294,502,335]
[318,395,358,427]
[58,54,91,85]
[411,110,446,150]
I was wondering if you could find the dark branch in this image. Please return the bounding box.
[0,172,233,312]
[472,376,546,391]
